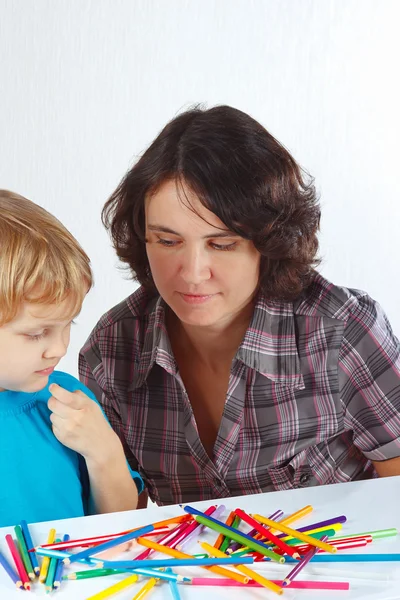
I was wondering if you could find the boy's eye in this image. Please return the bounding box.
[26,332,46,342]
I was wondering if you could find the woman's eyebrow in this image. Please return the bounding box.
[147,224,239,239]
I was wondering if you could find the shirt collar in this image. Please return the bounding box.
[128,293,304,391]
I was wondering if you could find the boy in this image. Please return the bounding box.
[0,190,143,527]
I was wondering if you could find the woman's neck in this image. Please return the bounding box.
[167,303,254,368]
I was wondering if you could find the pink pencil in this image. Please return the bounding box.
[5,535,31,591]
[190,578,349,590]
[295,538,368,554]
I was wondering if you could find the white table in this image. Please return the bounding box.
[1,476,400,600]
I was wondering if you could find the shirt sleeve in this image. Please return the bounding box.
[338,293,400,461]
[78,337,144,495]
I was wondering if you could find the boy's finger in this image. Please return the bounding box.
[49,384,87,409]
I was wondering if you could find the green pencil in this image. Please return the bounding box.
[191,514,285,563]
[45,539,61,592]
[14,525,35,581]
[220,516,241,553]
[64,568,128,580]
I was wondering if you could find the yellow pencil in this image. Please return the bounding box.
[270,505,313,533]
[200,542,283,595]
[39,528,56,583]
[86,574,139,600]
[280,523,342,542]
[131,577,158,600]
[251,514,336,553]
[137,537,249,584]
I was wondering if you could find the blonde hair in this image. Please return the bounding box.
[0,190,93,326]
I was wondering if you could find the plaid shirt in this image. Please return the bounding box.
[79,273,400,505]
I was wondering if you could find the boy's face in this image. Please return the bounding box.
[0,297,80,393]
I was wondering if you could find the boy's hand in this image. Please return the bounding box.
[48,384,120,465]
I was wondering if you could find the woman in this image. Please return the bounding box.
[79,105,400,507]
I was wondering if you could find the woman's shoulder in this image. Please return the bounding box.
[293,272,376,323]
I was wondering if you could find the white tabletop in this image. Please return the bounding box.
[1,476,400,600]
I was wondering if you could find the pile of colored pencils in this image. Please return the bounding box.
[0,505,398,598]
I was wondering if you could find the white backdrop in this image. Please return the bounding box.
[1,0,399,377]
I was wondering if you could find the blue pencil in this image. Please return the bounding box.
[20,520,40,576]
[63,524,154,564]
[166,568,181,600]
[101,556,254,569]
[181,504,284,562]
[0,550,23,590]
[283,553,400,563]
[36,547,100,565]
[54,535,69,589]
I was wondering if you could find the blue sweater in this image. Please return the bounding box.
[0,371,143,527]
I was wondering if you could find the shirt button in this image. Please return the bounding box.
[299,473,310,485]
[215,478,223,487]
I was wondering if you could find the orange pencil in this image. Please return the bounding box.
[5,535,30,590]
[214,511,236,550]
[137,537,249,584]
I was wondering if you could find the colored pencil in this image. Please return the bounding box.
[271,505,314,531]
[181,505,285,563]
[334,528,397,541]
[234,508,300,559]
[45,538,61,592]
[251,513,336,553]
[65,568,128,580]
[136,537,250,583]
[214,511,235,551]
[200,542,283,595]
[284,553,400,563]
[174,505,218,551]
[14,524,35,580]
[5,534,30,590]
[85,573,140,600]
[151,515,193,529]
[34,527,171,551]
[166,568,181,600]
[295,538,368,553]
[39,528,56,583]
[131,577,158,600]
[54,534,69,589]
[101,556,255,569]
[228,509,284,554]
[63,524,154,564]
[20,520,40,576]
[277,516,346,540]
[282,528,337,546]
[0,549,24,590]
[190,577,350,590]
[283,535,328,586]
[220,515,241,553]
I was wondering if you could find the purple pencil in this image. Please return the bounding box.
[276,516,347,539]
[283,535,328,586]
[178,505,226,551]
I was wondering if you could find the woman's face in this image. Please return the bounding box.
[145,180,260,329]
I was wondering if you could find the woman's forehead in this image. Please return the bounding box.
[145,180,226,233]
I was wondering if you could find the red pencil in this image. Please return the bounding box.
[31,526,171,552]
[5,535,31,590]
[234,508,301,560]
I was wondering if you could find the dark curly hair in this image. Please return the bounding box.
[102,105,321,301]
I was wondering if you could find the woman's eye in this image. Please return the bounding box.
[210,242,237,251]
[157,238,179,247]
